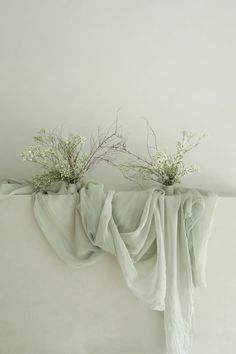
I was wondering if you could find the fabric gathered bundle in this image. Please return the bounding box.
[0,179,217,354]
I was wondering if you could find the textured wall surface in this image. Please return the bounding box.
[0,196,235,353]
[0,0,235,196]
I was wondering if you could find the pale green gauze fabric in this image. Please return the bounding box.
[0,179,217,354]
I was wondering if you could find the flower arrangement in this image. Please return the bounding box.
[21,122,125,191]
[21,119,206,191]
[115,121,206,187]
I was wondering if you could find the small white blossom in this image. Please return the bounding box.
[119,128,205,186]
[21,124,125,191]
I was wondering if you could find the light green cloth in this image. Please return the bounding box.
[0,179,217,354]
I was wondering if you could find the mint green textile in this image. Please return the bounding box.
[0,179,217,354]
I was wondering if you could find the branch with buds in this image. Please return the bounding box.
[110,120,206,186]
[21,120,125,191]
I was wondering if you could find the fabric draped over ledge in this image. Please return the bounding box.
[0,179,217,354]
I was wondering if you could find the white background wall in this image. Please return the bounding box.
[0,0,236,196]
[0,2,235,353]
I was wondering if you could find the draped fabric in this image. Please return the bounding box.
[0,179,217,354]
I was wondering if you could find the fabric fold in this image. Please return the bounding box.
[0,179,217,354]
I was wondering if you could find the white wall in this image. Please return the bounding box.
[0,0,236,196]
[0,196,235,354]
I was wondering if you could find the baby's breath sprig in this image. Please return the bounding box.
[21,121,125,192]
[115,121,206,187]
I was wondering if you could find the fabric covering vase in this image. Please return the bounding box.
[164,185,175,195]
[0,179,217,354]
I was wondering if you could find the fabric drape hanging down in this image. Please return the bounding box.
[0,179,217,354]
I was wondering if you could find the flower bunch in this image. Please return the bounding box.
[117,123,206,186]
[21,122,125,191]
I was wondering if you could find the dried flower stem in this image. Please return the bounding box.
[111,121,206,186]
[21,120,125,191]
